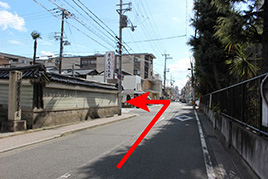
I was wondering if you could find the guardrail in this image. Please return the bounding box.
[201,73,268,136]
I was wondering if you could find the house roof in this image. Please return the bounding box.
[51,53,156,60]
[0,52,32,61]
[64,69,100,76]
[0,64,116,90]
[99,69,132,76]
[0,64,46,79]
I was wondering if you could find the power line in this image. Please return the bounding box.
[71,0,117,41]
[126,35,186,44]
[56,0,116,44]
[75,0,117,37]
[47,0,116,49]
[143,0,167,50]
[48,0,115,48]
[131,1,165,58]
[33,0,111,50]
[138,0,165,53]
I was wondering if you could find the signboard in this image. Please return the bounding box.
[105,51,115,80]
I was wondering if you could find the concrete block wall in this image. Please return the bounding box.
[202,106,268,179]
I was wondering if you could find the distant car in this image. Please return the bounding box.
[181,99,186,103]
[195,100,199,106]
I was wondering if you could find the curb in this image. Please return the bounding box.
[0,135,62,153]
[60,114,139,137]
[0,113,138,153]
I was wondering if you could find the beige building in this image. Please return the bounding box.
[0,52,32,68]
[43,53,155,80]
[95,53,155,80]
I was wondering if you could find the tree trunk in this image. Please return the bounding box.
[33,40,37,65]
[213,62,221,90]
[262,0,268,73]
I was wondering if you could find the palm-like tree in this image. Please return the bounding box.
[226,44,260,80]
[31,31,42,65]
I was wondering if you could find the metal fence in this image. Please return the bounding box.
[201,73,268,136]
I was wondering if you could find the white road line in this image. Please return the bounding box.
[194,110,216,179]
[57,173,71,179]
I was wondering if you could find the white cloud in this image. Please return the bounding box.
[39,51,56,58]
[8,40,22,45]
[0,10,26,31]
[168,57,191,73]
[166,57,192,89]
[172,17,178,21]
[0,1,10,9]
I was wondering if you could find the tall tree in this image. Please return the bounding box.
[31,31,42,65]
[189,0,230,94]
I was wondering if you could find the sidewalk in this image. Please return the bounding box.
[0,113,138,153]
[196,110,259,179]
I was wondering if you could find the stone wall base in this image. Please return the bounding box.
[1,120,26,132]
[22,106,118,129]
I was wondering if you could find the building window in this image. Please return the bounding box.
[134,70,140,75]
[81,59,88,65]
[134,57,140,62]
[11,58,18,62]
[90,60,96,64]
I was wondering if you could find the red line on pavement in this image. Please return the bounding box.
[116,100,170,169]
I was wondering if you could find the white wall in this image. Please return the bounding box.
[122,75,142,90]
[0,80,33,110]
[87,75,105,83]
[43,85,117,110]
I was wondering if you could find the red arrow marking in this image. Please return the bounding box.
[116,92,170,169]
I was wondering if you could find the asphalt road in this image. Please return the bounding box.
[0,103,210,179]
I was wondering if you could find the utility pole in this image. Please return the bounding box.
[162,54,172,95]
[118,0,123,116]
[58,9,70,74]
[188,59,195,109]
[117,0,132,116]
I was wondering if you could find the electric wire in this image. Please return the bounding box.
[126,35,186,44]
[47,0,116,48]
[33,0,111,50]
[59,0,117,43]
[71,0,117,41]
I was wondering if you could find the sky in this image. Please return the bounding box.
[0,0,195,90]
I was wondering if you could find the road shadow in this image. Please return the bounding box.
[71,111,207,179]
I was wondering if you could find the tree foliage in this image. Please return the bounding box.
[225,44,260,79]
[189,0,230,94]
[188,0,266,95]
